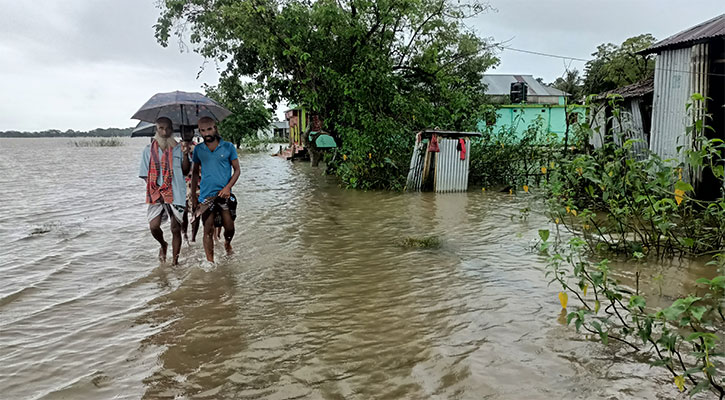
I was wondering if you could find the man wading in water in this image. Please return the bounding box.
[139,117,191,264]
[190,117,240,264]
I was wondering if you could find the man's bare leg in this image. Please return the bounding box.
[202,212,216,262]
[221,209,235,255]
[181,208,189,243]
[191,218,200,242]
[149,215,167,263]
[170,216,182,265]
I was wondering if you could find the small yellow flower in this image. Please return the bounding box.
[583,224,590,230]
[608,170,613,177]
[541,166,547,174]
[523,185,529,193]
[342,154,348,161]
[674,188,685,205]
[482,187,486,192]
[555,218,560,224]
[509,188,513,195]
[677,168,683,180]
[571,209,578,217]
[368,153,372,159]
[576,167,583,176]
[674,375,685,392]
[501,142,505,149]
[565,206,571,214]
[558,292,568,309]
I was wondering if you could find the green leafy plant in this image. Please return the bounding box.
[540,232,725,398]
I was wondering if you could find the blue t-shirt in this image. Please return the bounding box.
[139,143,187,207]
[192,139,238,202]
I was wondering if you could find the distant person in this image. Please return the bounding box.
[190,117,240,264]
[139,117,190,265]
[179,126,200,243]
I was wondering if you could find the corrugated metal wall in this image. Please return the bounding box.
[650,47,693,161]
[628,99,649,158]
[589,100,648,158]
[434,138,471,193]
[405,142,425,191]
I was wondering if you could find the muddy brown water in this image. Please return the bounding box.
[0,138,716,399]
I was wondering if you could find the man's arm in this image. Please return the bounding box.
[190,162,201,208]
[181,143,191,176]
[218,159,240,198]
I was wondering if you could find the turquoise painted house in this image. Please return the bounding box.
[478,74,585,140]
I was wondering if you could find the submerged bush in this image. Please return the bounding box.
[70,138,124,147]
[540,233,725,398]
[398,235,441,249]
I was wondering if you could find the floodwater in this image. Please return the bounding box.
[0,137,715,399]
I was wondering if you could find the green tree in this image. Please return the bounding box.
[583,34,656,95]
[155,0,498,189]
[204,75,273,148]
[551,69,583,103]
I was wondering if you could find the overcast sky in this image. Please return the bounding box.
[0,0,723,132]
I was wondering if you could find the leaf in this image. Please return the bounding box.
[674,180,693,192]
[594,300,600,313]
[558,292,568,309]
[599,331,609,345]
[629,295,646,309]
[689,306,707,321]
[539,229,550,242]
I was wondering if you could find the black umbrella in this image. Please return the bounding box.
[131,121,200,138]
[131,91,232,125]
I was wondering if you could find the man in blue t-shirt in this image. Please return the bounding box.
[190,117,241,263]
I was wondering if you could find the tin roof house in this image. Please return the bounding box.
[589,78,654,158]
[638,13,725,196]
[480,74,585,140]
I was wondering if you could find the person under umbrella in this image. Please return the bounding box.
[190,117,240,264]
[138,117,191,264]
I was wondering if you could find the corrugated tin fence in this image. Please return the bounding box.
[434,138,471,193]
[406,133,475,193]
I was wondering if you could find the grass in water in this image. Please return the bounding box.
[398,235,441,249]
[71,138,124,147]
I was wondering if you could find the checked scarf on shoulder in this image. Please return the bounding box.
[146,140,174,204]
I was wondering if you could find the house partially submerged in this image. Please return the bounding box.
[480,74,586,140]
[639,13,725,195]
[589,78,654,157]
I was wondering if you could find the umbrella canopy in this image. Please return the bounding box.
[131,121,156,137]
[131,91,232,125]
[131,121,200,138]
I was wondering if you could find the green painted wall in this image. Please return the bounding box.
[478,105,586,140]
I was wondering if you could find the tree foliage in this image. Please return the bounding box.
[583,34,656,95]
[551,69,583,103]
[155,0,498,189]
[0,127,133,138]
[204,75,273,148]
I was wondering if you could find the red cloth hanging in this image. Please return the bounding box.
[458,138,466,160]
[428,134,440,152]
